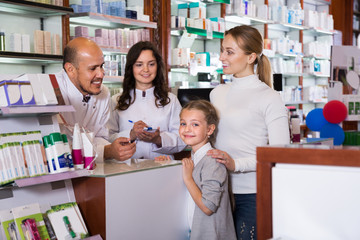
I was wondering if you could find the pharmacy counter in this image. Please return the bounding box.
[72,159,187,240]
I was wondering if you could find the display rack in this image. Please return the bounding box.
[0,0,73,16]
[14,169,91,187]
[69,12,157,29]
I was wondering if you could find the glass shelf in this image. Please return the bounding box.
[303,73,330,78]
[303,0,331,6]
[225,14,273,25]
[268,22,309,31]
[14,169,91,187]
[285,99,328,105]
[185,26,224,39]
[175,0,227,4]
[268,52,303,59]
[281,73,330,78]
[0,0,73,16]
[171,66,221,74]
[303,27,335,36]
[101,47,129,55]
[70,12,157,29]
[103,76,124,83]
[0,51,63,64]
[303,55,331,60]
[0,105,75,117]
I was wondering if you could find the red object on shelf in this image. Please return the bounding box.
[323,100,347,124]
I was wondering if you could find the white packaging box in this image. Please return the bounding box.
[189,2,206,19]
[178,3,189,18]
[19,81,36,105]
[34,30,44,54]
[44,31,52,54]
[28,74,58,105]
[108,29,116,47]
[21,34,30,53]
[53,34,61,55]
[0,81,23,107]
[9,33,22,52]
[116,29,123,47]
[37,74,58,105]
[95,28,109,46]
[75,26,89,37]
[171,48,181,66]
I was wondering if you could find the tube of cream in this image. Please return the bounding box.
[81,132,94,170]
[72,123,84,169]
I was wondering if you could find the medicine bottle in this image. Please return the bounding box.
[0,30,5,51]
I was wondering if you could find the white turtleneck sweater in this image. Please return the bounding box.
[210,74,290,194]
[107,87,186,160]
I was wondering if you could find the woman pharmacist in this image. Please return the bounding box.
[207,25,290,240]
[107,41,186,160]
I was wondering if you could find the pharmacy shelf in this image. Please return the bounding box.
[103,76,124,83]
[0,0,73,16]
[281,73,330,78]
[0,51,63,64]
[0,105,75,117]
[70,12,157,29]
[171,28,223,39]
[269,53,303,59]
[285,99,328,105]
[175,0,229,4]
[225,14,273,25]
[303,0,331,6]
[303,55,331,60]
[14,169,91,187]
[303,27,335,36]
[101,47,129,55]
[268,22,310,32]
[171,66,221,74]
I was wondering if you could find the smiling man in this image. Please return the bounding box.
[56,37,136,162]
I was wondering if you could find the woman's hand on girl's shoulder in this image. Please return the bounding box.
[207,149,235,172]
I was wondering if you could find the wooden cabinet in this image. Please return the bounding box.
[257,145,360,240]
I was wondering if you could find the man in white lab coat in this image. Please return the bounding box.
[56,37,135,162]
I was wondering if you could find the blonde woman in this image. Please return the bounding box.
[207,25,290,240]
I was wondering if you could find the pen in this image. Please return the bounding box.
[128,120,134,123]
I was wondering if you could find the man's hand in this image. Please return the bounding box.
[104,137,136,161]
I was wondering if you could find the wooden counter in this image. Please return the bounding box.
[257,145,360,240]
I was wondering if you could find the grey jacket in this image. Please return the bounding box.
[190,155,236,240]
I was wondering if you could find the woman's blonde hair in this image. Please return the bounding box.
[180,100,219,146]
[225,25,273,88]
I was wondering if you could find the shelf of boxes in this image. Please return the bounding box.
[13,169,91,188]
[69,12,157,29]
[103,76,124,83]
[0,0,73,16]
[0,51,63,64]
[0,105,75,117]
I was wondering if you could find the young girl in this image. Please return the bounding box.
[179,100,236,240]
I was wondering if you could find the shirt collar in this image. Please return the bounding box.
[191,142,213,166]
[231,74,261,88]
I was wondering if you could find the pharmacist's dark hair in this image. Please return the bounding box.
[116,41,170,111]
[63,44,78,68]
[181,100,219,146]
[225,25,273,88]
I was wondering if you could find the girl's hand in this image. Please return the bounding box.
[182,157,194,182]
[207,149,235,172]
[154,155,171,163]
